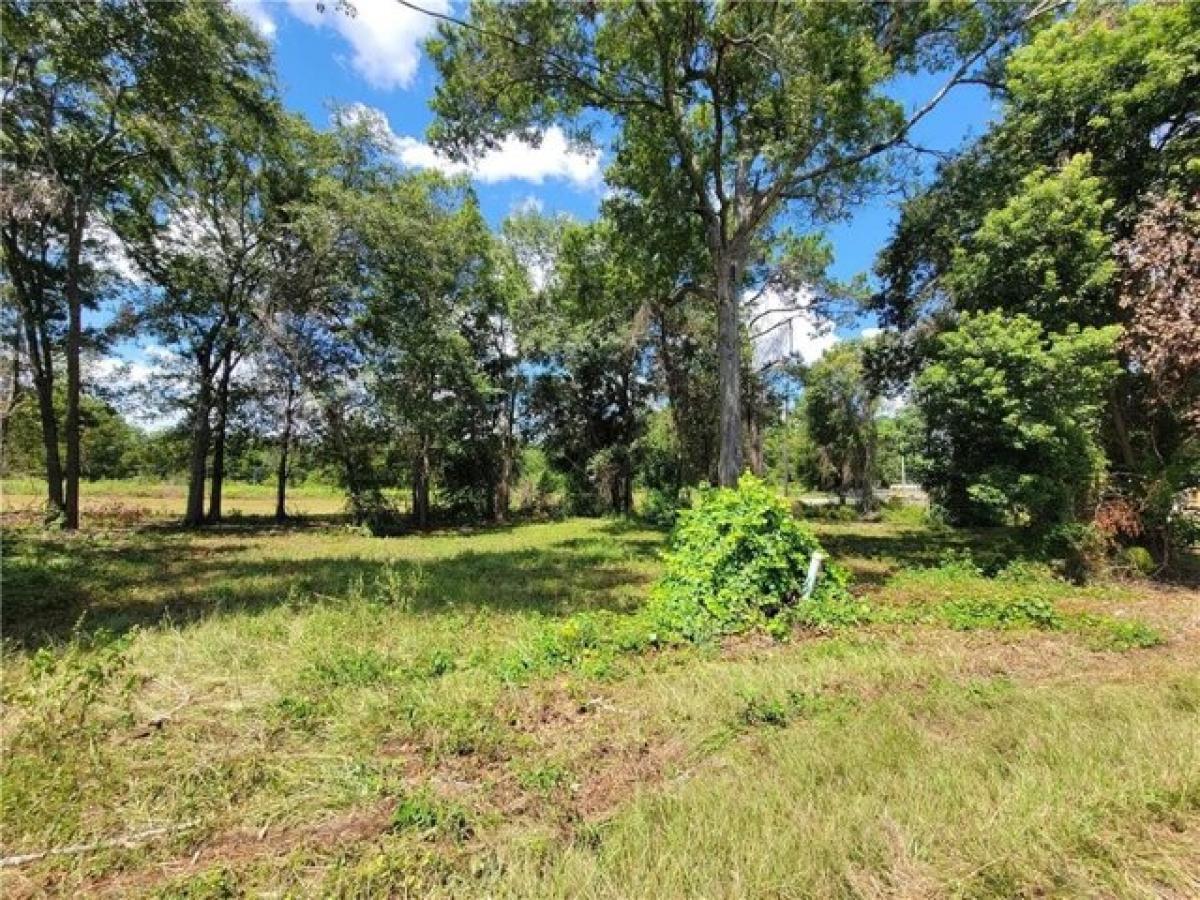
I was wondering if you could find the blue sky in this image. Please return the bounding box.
[107,1,1001,396]
[239,0,1000,284]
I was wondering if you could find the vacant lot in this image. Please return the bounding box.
[1,478,347,523]
[2,499,1198,898]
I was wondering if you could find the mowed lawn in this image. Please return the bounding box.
[2,503,1199,897]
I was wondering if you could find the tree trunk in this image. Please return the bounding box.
[2,326,21,423]
[1109,387,1136,471]
[62,215,85,530]
[207,350,234,524]
[493,382,515,522]
[715,258,742,487]
[622,462,633,516]
[22,321,65,515]
[412,436,430,529]
[747,409,765,476]
[184,368,213,527]
[275,377,294,522]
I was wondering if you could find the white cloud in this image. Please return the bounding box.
[860,326,882,340]
[231,0,278,39]
[84,222,143,285]
[229,0,446,88]
[338,104,603,189]
[512,195,545,215]
[287,0,447,90]
[749,286,838,369]
[91,346,187,429]
[394,128,601,187]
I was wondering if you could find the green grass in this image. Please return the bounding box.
[2,509,1198,898]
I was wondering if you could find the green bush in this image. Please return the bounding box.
[1041,522,1108,583]
[640,486,685,528]
[647,475,849,641]
[1118,545,1156,576]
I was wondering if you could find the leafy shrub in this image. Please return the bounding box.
[1072,614,1163,651]
[994,559,1060,583]
[1041,522,1108,583]
[640,487,685,528]
[647,476,849,642]
[797,502,859,522]
[346,489,406,536]
[1118,545,1156,576]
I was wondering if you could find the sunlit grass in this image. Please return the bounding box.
[1,511,1197,897]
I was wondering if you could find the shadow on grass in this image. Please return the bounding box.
[815,524,1024,586]
[1,521,661,651]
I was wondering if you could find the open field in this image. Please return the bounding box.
[3,508,1199,898]
[1,479,348,524]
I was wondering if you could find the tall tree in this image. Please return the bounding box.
[522,217,653,515]
[116,97,279,526]
[420,0,1055,485]
[1,0,272,527]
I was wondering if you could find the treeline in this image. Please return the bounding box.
[2,1,1196,563]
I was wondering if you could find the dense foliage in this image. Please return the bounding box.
[916,312,1119,526]
[648,476,850,641]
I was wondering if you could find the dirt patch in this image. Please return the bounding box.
[54,802,396,899]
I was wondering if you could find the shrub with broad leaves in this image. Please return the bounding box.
[647,475,852,641]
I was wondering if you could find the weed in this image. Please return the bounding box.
[391,789,473,841]
[304,648,394,688]
[937,592,1065,631]
[1071,614,1164,651]
[515,762,570,794]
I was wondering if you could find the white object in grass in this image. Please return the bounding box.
[801,552,825,600]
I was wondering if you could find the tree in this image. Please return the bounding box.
[915,311,1119,526]
[0,172,70,514]
[1116,193,1200,430]
[874,0,1200,472]
[420,0,1053,486]
[943,154,1116,331]
[1,0,272,528]
[116,95,280,526]
[524,218,652,515]
[803,341,878,509]
[875,404,928,488]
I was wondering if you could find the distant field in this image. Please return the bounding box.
[0,477,347,523]
[3,510,1198,897]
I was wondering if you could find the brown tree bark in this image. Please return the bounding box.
[715,257,743,487]
[493,381,516,522]
[275,377,295,522]
[21,320,65,515]
[207,349,234,524]
[412,436,431,530]
[62,213,84,530]
[184,359,214,528]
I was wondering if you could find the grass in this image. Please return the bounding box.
[2,490,1198,898]
[1,477,347,522]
